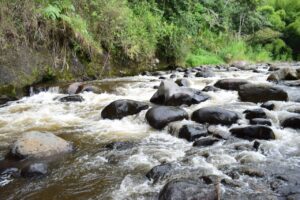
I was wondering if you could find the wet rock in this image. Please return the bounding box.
[21,163,48,178]
[0,96,17,106]
[253,140,260,150]
[250,118,272,126]
[281,116,300,129]
[10,132,73,159]
[202,85,220,92]
[159,76,166,80]
[267,68,299,82]
[239,167,264,177]
[230,125,275,140]
[150,80,209,106]
[101,99,149,120]
[141,71,151,76]
[170,74,176,79]
[261,102,275,110]
[151,71,165,76]
[158,179,218,200]
[146,106,188,129]
[214,79,249,90]
[208,125,231,139]
[105,141,135,151]
[244,108,267,120]
[282,80,300,87]
[176,67,185,72]
[192,107,239,125]
[195,71,214,78]
[67,82,84,94]
[58,95,84,102]
[146,163,173,182]
[81,85,100,93]
[238,84,288,103]
[231,61,248,69]
[175,79,190,87]
[178,124,208,142]
[193,137,220,147]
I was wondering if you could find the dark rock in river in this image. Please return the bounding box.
[250,118,272,126]
[244,108,267,120]
[81,85,100,93]
[146,106,188,129]
[158,179,218,200]
[193,137,220,147]
[261,101,275,110]
[101,99,149,120]
[202,85,220,92]
[0,95,17,106]
[21,163,48,178]
[10,131,73,159]
[146,163,173,182]
[238,84,288,103]
[195,71,214,78]
[281,116,300,129]
[150,80,209,106]
[105,141,135,151]
[192,107,239,125]
[178,124,208,142]
[214,79,249,90]
[175,79,190,87]
[59,95,84,102]
[230,125,275,140]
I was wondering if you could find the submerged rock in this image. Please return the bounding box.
[146,163,173,182]
[158,179,218,200]
[238,84,288,103]
[146,106,188,129]
[21,163,48,178]
[105,141,135,151]
[193,137,220,147]
[178,124,208,142]
[10,132,73,159]
[214,79,249,90]
[192,107,239,125]
[230,125,275,140]
[150,80,209,106]
[58,95,84,102]
[202,85,220,92]
[101,99,149,120]
[244,108,267,120]
[250,118,272,126]
[261,101,275,110]
[281,116,300,129]
[175,79,190,87]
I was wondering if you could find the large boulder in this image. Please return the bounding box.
[230,125,275,140]
[238,84,288,103]
[150,80,209,106]
[158,179,218,200]
[146,106,188,129]
[267,68,299,82]
[214,79,249,90]
[281,116,300,129]
[101,99,149,120]
[10,132,73,159]
[192,107,239,125]
[178,124,208,142]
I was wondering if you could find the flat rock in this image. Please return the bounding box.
[238,84,288,103]
[244,108,267,120]
[230,125,275,140]
[178,124,208,142]
[214,79,249,90]
[10,132,73,159]
[58,95,84,102]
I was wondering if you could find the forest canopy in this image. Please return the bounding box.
[1,0,300,69]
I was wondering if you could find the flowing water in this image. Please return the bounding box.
[0,65,300,199]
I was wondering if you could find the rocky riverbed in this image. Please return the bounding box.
[0,63,300,199]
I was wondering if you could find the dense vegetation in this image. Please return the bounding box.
[0,0,299,88]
